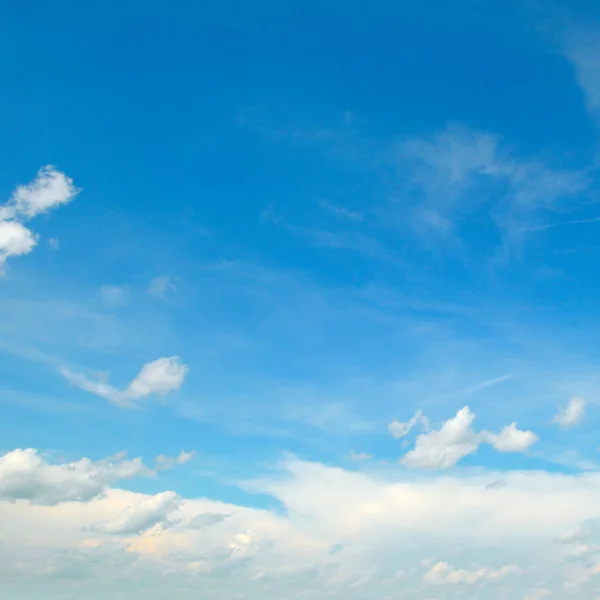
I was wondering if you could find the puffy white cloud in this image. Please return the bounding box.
[9,165,78,218]
[61,356,189,407]
[0,220,37,269]
[553,397,586,429]
[92,491,180,535]
[0,166,77,272]
[126,357,188,399]
[423,561,521,585]
[0,448,151,505]
[388,409,425,439]
[401,406,480,469]
[399,406,537,469]
[484,422,538,452]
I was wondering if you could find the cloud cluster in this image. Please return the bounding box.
[61,356,189,407]
[392,406,537,469]
[0,166,78,272]
[0,448,150,505]
[3,450,600,598]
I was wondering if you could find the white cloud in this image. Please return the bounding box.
[401,406,480,469]
[0,448,151,505]
[484,422,539,453]
[388,409,425,439]
[553,397,586,429]
[0,220,37,270]
[0,166,77,272]
[61,356,189,407]
[92,491,180,535]
[4,451,600,597]
[156,451,195,471]
[400,406,537,469]
[401,126,588,240]
[9,165,79,218]
[423,561,521,585]
[564,27,600,119]
[147,275,177,297]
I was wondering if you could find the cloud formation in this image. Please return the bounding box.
[0,166,78,271]
[553,397,586,429]
[61,356,189,407]
[92,491,180,535]
[0,448,151,505]
[398,406,537,469]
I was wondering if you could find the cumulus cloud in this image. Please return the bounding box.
[0,166,78,272]
[483,422,539,452]
[92,491,180,535]
[553,397,586,429]
[0,448,151,505]
[61,356,189,407]
[4,452,600,597]
[423,561,521,585]
[400,406,537,469]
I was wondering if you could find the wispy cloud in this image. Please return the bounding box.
[61,356,189,408]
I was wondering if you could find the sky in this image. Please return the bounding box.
[3,0,600,598]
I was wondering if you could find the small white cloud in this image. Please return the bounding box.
[553,397,586,429]
[61,356,189,407]
[400,406,537,469]
[147,276,177,297]
[9,165,79,218]
[155,451,195,471]
[100,285,129,307]
[48,237,60,250]
[92,491,180,535]
[0,448,151,505]
[0,220,38,271]
[401,407,480,469]
[0,166,78,272]
[483,422,538,453]
[424,561,521,585]
[388,410,425,440]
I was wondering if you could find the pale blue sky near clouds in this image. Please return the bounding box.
[2,0,600,597]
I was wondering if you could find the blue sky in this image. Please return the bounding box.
[3,0,600,598]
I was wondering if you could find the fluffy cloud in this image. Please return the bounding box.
[92,491,180,535]
[3,451,600,598]
[553,397,586,429]
[61,356,189,407]
[423,561,521,585]
[0,448,151,505]
[0,166,78,271]
[400,406,537,469]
